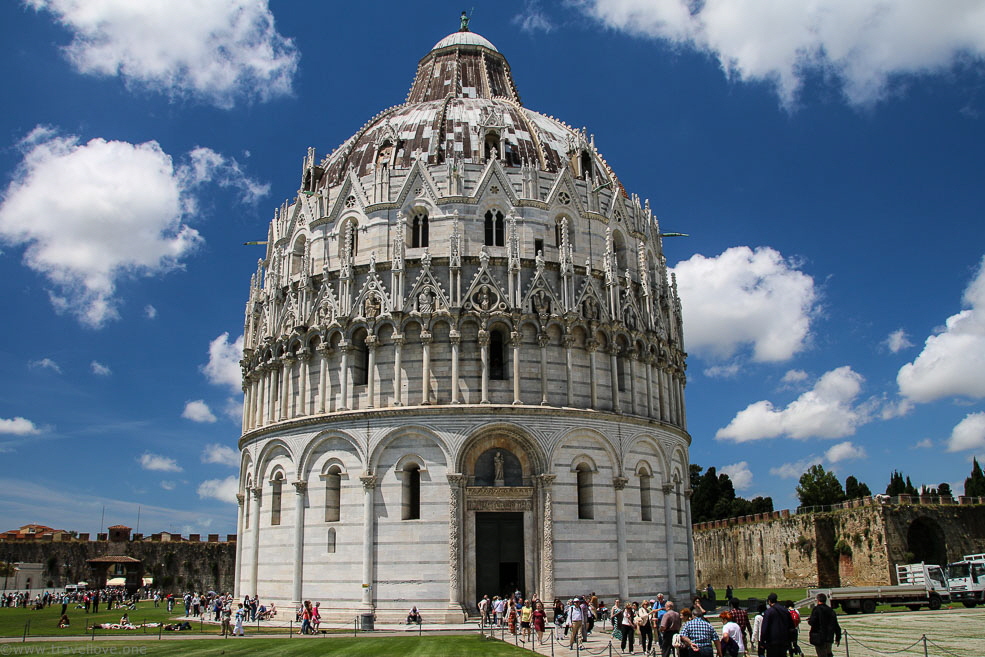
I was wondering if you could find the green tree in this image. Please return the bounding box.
[796,464,846,508]
[938,482,953,497]
[966,458,985,496]
[845,475,872,499]
[904,476,918,496]
[690,466,722,523]
[886,470,907,495]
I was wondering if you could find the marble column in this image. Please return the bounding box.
[248,486,262,596]
[365,336,377,408]
[265,365,276,425]
[539,333,550,405]
[628,351,638,415]
[511,331,522,405]
[609,347,622,413]
[392,334,404,406]
[563,337,574,407]
[479,330,490,404]
[298,351,309,416]
[449,331,461,404]
[234,493,245,598]
[658,366,668,422]
[280,357,294,421]
[587,341,598,409]
[539,474,557,604]
[613,476,629,598]
[291,481,307,603]
[338,341,350,411]
[421,330,432,405]
[359,474,377,610]
[661,484,678,599]
[679,374,688,428]
[447,474,466,616]
[644,357,654,418]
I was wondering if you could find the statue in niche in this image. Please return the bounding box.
[417,287,434,314]
[317,302,334,326]
[479,285,492,311]
[493,451,505,485]
[364,294,381,319]
[583,296,598,321]
[533,290,550,316]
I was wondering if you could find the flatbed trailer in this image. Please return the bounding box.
[797,563,949,614]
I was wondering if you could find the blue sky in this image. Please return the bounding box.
[1,1,984,536]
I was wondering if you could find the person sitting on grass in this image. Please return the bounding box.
[58,614,70,628]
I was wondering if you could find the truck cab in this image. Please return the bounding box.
[946,554,985,607]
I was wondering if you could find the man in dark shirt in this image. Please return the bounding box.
[729,598,752,647]
[807,593,841,657]
[760,593,793,657]
[659,600,682,657]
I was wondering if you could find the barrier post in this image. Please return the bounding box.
[844,630,849,657]
[922,635,929,657]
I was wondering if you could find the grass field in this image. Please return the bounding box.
[0,636,533,656]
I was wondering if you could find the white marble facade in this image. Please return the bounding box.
[235,27,695,622]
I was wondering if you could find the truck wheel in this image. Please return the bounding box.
[861,599,876,614]
[962,601,977,608]
[928,596,942,611]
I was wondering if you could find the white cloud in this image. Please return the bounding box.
[160,480,176,491]
[197,476,239,504]
[825,441,867,464]
[898,257,985,403]
[782,369,809,384]
[703,362,739,379]
[946,412,985,453]
[90,360,111,376]
[671,246,817,363]
[914,438,934,449]
[223,397,244,422]
[716,366,868,442]
[144,305,157,319]
[0,129,200,327]
[885,329,914,353]
[0,129,265,328]
[513,2,554,33]
[769,456,822,480]
[182,400,217,423]
[720,461,753,491]
[0,417,42,436]
[203,333,244,390]
[29,358,62,374]
[201,443,239,468]
[581,1,985,107]
[138,452,182,472]
[27,0,299,108]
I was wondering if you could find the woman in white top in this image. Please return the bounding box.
[720,611,746,655]
[750,602,766,657]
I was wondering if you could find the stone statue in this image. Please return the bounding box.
[493,450,504,484]
[533,290,550,316]
[460,11,470,32]
[364,294,381,319]
[479,285,491,311]
[418,288,434,314]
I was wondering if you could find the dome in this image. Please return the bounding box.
[431,30,498,52]
[317,27,623,190]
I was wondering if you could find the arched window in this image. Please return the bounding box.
[484,131,500,161]
[411,210,429,248]
[376,140,393,170]
[324,465,342,522]
[484,210,504,247]
[291,235,306,278]
[271,472,284,526]
[352,329,368,386]
[616,348,626,392]
[675,478,683,525]
[580,151,593,181]
[639,471,652,522]
[327,528,337,554]
[613,231,627,272]
[402,463,421,520]
[576,463,594,519]
[489,329,506,380]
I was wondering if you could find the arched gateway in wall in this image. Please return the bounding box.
[234,23,694,622]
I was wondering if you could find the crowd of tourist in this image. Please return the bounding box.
[474,585,840,657]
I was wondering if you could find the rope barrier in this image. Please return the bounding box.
[844,629,929,655]
[924,635,971,657]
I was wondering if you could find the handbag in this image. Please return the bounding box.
[672,632,683,648]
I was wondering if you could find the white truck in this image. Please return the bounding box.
[946,553,985,607]
[801,563,949,614]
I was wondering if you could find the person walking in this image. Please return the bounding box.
[659,600,681,657]
[620,601,638,654]
[720,611,746,656]
[679,609,722,657]
[806,594,840,657]
[533,600,547,645]
[233,603,246,636]
[637,600,654,655]
[760,594,793,657]
[568,597,585,650]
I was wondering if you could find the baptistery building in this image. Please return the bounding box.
[235,24,694,621]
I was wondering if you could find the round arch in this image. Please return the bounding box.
[907,517,947,567]
[456,423,547,480]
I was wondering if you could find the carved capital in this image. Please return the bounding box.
[613,476,629,491]
[538,333,550,349]
[281,356,296,367]
[661,484,674,494]
[683,488,693,500]
[250,486,262,500]
[292,480,307,494]
[536,474,557,489]
[364,334,378,348]
[586,339,598,353]
[510,331,521,347]
[447,473,467,488]
[420,330,432,344]
[236,493,245,505]
[393,333,405,346]
[449,330,461,345]
[477,330,490,347]
[360,474,378,491]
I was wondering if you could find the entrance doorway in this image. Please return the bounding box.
[475,512,525,598]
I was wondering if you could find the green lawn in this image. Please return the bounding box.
[0,601,293,638]
[0,636,533,656]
